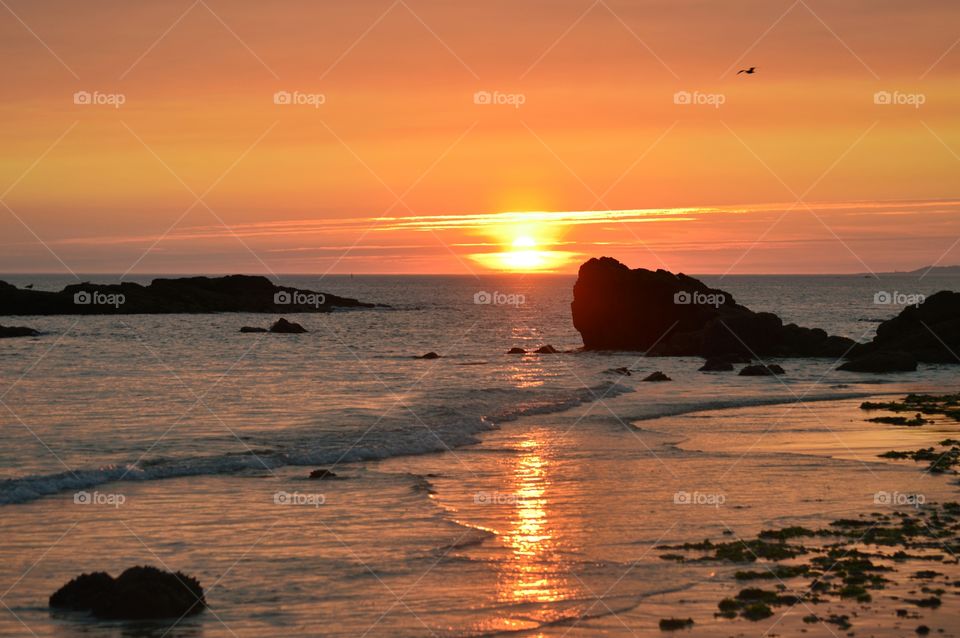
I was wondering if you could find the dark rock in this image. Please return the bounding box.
[507,347,526,354]
[0,275,374,315]
[848,291,960,364]
[269,318,306,333]
[699,358,734,372]
[0,324,40,338]
[50,566,205,620]
[607,367,631,376]
[571,258,853,357]
[838,351,917,373]
[239,326,268,333]
[642,371,672,382]
[417,352,440,359]
[739,364,785,376]
[535,345,559,354]
[308,469,339,480]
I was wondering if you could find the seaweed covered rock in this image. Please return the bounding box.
[50,566,205,620]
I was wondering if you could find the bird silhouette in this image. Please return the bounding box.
[738,67,757,75]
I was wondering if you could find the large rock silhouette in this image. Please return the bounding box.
[846,291,960,364]
[571,258,854,357]
[0,276,373,315]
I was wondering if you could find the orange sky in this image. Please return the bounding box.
[1,0,959,275]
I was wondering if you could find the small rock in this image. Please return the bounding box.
[739,364,785,376]
[535,345,559,354]
[608,367,631,376]
[916,626,930,635]
[239,326,268,333]
[417,352,440,359]
[642,371,672,382]
[699,358,734,372]
[308,469,339,480]
[507,347,526,354]
[269,318,307,333]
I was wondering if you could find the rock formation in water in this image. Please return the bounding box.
[0,276,374,315]
[571,258,854,358]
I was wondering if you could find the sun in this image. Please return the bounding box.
[502,236,546,270]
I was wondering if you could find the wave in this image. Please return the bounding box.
[0,380,634,506]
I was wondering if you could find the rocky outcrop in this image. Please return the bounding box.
[0,324,40,338]
[847,291,960,364]
[0,276,374,315]
[50,566,205,620]
[571,258,854,358]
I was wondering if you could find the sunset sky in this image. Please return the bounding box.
[1,0,959,275]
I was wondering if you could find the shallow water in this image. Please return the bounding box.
[1,273,959,636]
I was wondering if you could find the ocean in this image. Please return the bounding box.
[1,273,958,636]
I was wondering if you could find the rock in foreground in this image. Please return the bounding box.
[50,566,205,620]
[571,258,854,358]
[0,276,374,315]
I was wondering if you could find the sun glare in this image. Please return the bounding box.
[466,215,580,272]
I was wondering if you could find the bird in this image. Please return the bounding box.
[738,67,757,75]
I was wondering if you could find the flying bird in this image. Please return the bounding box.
[738,67,757,75]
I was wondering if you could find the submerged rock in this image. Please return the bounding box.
[642,371,672,382]
[417,352,440,359]
[838,351,917,373]
[507,347,526,354]
[739,364,785,376]
[570,257,853,357]
[0,324,40,338]
[50,566,205,620]
[535,345,559,354]
[308,468,340,480]
[699,358,734,372]
[269,318,307,333]
[239,326,268,333]
[607,367,632,376]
